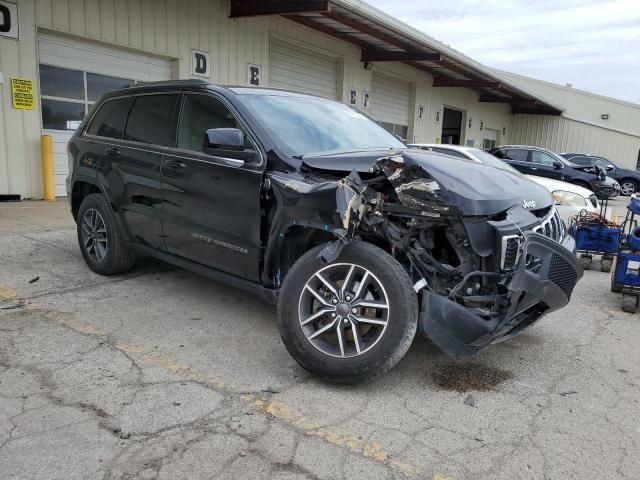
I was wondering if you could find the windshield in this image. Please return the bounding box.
[241,94,406,156]
[471,149,521,173]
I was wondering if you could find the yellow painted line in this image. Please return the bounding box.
[0,284,425,477]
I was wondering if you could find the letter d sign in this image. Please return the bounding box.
[191,50,211,78]
[0,1,19,39]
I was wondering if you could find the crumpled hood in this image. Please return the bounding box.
[302,149,554,216]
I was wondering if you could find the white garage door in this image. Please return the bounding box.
[269,40,338,99]
[370,72,411,141]
[38,33,173,196]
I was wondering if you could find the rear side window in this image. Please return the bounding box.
[124,94,179,146]
[504,149,529,162]
[86,97,132,139]
[569,156,592,166]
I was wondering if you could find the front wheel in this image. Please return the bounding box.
[620,180,637,196]
[277,241,418,383]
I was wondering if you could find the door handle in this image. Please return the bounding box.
[105,147,120,156]
[165,159,186,169]
[530,166,538,170]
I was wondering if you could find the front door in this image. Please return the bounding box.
[530,150,565,181]
[161,93,264,281]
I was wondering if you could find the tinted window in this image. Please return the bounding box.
[86,97,132,139]
[504,149,529,162]
[124,94,178,146]
[531,150,558,166]
[569,156,592,166]
[177,94,251,153]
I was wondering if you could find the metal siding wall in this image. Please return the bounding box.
[1,0,516,198]
[510,114,640,169]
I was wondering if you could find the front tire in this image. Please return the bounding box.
[77,193,136,275]
[620,179,637,196]
[277,241,418,383]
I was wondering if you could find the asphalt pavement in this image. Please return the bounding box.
[0,199,638,480]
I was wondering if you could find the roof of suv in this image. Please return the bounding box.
[100,79,329,100]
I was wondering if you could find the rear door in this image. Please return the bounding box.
[161,92,264,281]
[94,93,179,250]
[501,148,531,174]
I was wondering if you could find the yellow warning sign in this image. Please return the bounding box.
[11,78,35,110]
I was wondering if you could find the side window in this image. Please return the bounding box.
[124,94,179,147]
[593,157,610,168]
[531,151,557,166]
[492,149,505,159]
[504,149,529,162]
[85,97,132,139]
[177,94,253,154]
[569,156,592,166]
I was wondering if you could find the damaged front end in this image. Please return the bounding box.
[324,152,583,357]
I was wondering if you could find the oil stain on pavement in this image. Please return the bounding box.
[430,362,512,392]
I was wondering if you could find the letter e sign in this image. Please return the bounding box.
[192,50,211,78]
[0,1,19,39]
[247,64,262,86]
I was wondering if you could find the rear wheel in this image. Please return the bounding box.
[620,179,637,196]
[77,194,135,275]
[277,241,418,383]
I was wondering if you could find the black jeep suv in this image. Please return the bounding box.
[67,80,582,382]
[490,145,620,198]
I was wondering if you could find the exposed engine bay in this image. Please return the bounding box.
[287,151,584,357]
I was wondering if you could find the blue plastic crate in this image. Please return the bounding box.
[614,252,640,287]
[571,225,620,253]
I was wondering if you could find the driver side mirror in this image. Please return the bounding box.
[204,128,245,152]
[552,161,563,170]
[606,164,615,171]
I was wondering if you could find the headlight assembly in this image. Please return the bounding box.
[552,190,587,207]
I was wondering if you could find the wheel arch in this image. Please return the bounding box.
[264,223,393,288]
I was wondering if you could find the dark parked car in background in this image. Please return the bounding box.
[490,145,620,198]
[560,153,640,196]
[66,80,582,382]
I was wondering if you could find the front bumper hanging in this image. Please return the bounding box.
[419,232,583,357]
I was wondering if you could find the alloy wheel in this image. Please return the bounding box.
[81,208,108,263]
[298,263,390,358]
[620,181,636,196]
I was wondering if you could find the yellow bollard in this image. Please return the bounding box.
[41,134,55,201]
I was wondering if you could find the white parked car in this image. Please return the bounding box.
[407,144,599,223]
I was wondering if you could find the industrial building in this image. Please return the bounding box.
[0,0,638,199]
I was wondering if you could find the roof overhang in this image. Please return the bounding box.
[229,0,563,115]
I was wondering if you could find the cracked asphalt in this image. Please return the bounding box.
[1,199,638,480]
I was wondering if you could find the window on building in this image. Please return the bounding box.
[124,94,179,146]
[377,122,408,143]
[85,97,133,139]
[482,138,497,150]
[39,64,137,131]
